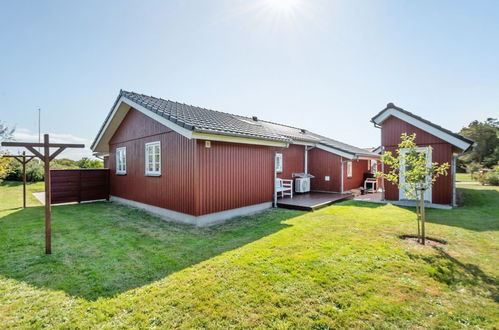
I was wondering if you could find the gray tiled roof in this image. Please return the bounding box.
[92,90,378,157]
[372,103,474,148]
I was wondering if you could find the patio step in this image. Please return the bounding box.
[277,192,353,211]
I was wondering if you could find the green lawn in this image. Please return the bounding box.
[456,173,477,182]
[0,181,498,328]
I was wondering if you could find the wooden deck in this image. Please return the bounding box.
[277,192,353,211]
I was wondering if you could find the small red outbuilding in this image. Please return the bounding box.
[371,103,474,207]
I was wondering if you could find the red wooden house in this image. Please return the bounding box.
[371,103,474,207]
[91,91,379,226]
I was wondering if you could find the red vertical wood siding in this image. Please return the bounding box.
[108,108,275,216]
[109,109,197,215]
[277,144,305,180]
[381,116,453,204]
[196,141,274,215]
[343,159,369,191]
[307,148,342,192]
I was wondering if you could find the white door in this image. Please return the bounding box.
[399,147,432,202]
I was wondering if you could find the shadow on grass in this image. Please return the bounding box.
[344,187,499,232]
[0,202,303,300]
[424,187,499,232]
[335,199,385,209]
[407,247,499,303]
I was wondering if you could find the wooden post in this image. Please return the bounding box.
[22,151,27,208]
[44,134,52,254]
[1,153,34,208]
[1,137,84,254]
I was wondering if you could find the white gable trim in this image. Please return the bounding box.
[91,96,194,152]
[316,144,356,160]
[372,108,471,151]
[92,96,290,152]
[124,98,194,139]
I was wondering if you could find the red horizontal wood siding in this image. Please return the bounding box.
[381,116,452,204]
[109,109,197,215]
[196,140,274,216]
[50,169,109,204]
[307,148,342,192]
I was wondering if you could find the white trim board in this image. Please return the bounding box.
[372,108,472,151]
[110,196,272,227]
[316,144,355,160]
[191,132,287,147]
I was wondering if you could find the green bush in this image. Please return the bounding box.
[5,159,44,182]
[478,171,499,186]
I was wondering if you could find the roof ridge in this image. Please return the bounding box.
[122,90,254,120]
[95,90,379,157]
[124,90,308,132]
[371,103,474,147]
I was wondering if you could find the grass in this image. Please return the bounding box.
[456,173,477,182]
[0,181,498,328]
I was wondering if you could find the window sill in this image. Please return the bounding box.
[116,173,127,176]
[145,173,161,177]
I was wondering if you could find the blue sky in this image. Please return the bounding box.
[1,0,498,159]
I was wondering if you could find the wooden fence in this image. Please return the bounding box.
[50,169,109,204]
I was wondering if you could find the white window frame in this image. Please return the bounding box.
[347,161,353,178]
[116,147,126,175]
[275,153,283,173]
[399,147,432,202]
[145,141,161,176]
[371,160,377,174]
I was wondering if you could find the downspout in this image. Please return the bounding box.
[452,154,457,207]
[304,146,315,174]
[340,157,344,194]
[274,151,277,207]
[381,146,385,201]
[274,145,289,207]
[304,146,308,174]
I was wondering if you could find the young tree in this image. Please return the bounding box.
[0,122,15,181]
[377,133,450,245]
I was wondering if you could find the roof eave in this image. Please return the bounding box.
[372,104,474,152]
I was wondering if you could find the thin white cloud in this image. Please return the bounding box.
[3,128,95,160]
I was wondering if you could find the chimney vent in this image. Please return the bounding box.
[252,116,258,121]
[300,128,306,133]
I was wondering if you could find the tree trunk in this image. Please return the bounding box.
[420,189,426,245]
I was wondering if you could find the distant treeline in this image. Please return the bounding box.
[3,157,104,182]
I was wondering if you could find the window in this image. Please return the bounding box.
[347,161,353,178]
[145,141,161,176]
[275,153,283,173]
[399,147,432,202]
[116,147,126,174]
[371,160,377,174]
